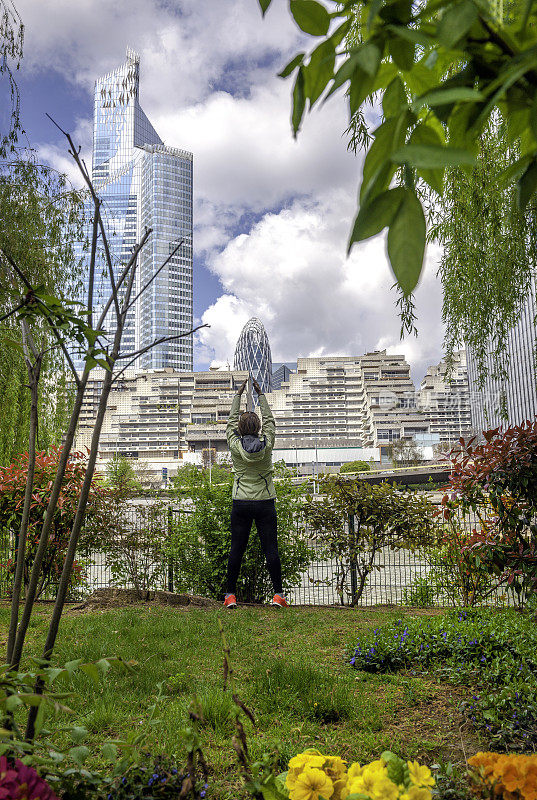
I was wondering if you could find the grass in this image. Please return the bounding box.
[0,603,481,799]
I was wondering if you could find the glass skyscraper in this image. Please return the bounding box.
[81,48,193,370]
[467,275,537,434]
[234,318,273,397]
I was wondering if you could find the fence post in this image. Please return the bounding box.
[349,514,358,606]
[167,507,174,593]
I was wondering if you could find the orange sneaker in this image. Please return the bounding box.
[272,594,289,608]
[223,593,237,609]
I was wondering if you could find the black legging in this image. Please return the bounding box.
[226,499,283,595]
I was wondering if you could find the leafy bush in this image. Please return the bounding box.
[403,519,498,608]
[339,460,371,474]
[348,609,537,751]
[304,477,436,604]
[0,448,114,599]
[168,463,313,602]
[441,419,537,607]
[95,498,170,598]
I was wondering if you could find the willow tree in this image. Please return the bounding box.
[0,157,85,464]
[257,0,537,374]
[430,122,536,392]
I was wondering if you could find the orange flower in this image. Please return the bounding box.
[501,759,525,793]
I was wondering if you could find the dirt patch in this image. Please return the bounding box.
[66,587,219,613]
[380,681,481,764]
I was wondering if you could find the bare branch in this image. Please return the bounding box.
[112,324,209,382]
[125,239,184,313]
[0,300,26,324]
[87,203,100,330]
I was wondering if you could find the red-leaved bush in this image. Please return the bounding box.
[0,448,112,599]
[440,417,537,606]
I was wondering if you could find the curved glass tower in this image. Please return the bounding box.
[234,318,273,396]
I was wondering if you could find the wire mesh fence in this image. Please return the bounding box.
[0,496,520,608]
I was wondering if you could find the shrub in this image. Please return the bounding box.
[304,477,436,604]
[347,609,537,751]
[168,462,313,602]
[339,460,371,474]
[0,448,113,599]
[441,419,537,607]
[95,497,170,598]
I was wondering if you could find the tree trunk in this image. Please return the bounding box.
[6,327,42,663]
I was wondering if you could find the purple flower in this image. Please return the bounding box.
[0,756,59,800]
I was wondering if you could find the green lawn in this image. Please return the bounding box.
[0,604,480,799]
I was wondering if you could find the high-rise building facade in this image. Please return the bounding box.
[467,277,537,434]
[81,48,193,370]
[419,350,472,445]
[233,318,273,394]
[264,352,430,447]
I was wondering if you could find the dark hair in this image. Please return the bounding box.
[238,411,261,436]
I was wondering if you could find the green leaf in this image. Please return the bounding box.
[412,86,484,112]
[290,0,330,36]
[386,24,434,47]
[278,53,305,78]
[70,726,89,744]
[517,160,537,210]
[304,39,335,105]
[436,0,478,48]
[348,187,406,251]
[349,69,375,116]
[495,154,533,187]
[407,123,446,194]
[388,35,414,71]
[530,90,537,142]
[387,188,426,295]
[258,0,273,14]
[361,114,410,201]
[392,143,476,168]
[383,77,407,118]
[69,746,90,766]
[354,42,382,77]
[5,694,23,712]
[101,742,118,761]
[292,67,306,136]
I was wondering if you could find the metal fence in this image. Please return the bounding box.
[0,498,520,608]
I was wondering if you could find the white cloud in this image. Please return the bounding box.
[17,0,302,107]
[198,193,445,383]
[19,0,447,383]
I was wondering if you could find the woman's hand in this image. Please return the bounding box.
[252,378,262,395]
[237,379,247,396]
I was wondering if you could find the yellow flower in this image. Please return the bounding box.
[287,753,326,790]
[289,767,334,800]
[369,776,399,800]
[407,761,435,788]
[406,787,433,800]
[501,759,525,794]
[468,751,498,780]
[324,756,347,781]
[332,778,349,800]
[347,763,363,782]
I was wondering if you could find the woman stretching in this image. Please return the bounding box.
[224,377,288,608]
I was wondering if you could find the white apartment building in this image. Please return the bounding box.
[75,368,248,477]
[264,352,430,449]
[419,350,472,446]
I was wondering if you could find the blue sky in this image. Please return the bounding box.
[12,0,446,382]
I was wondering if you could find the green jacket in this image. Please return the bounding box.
[226,393,276,500]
